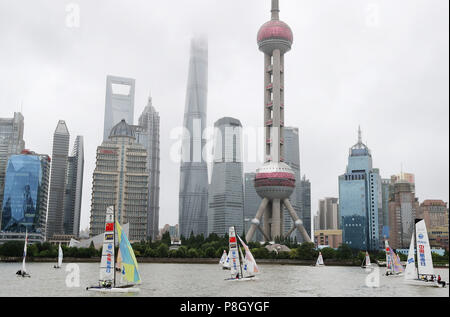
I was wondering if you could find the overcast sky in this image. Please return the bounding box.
[0,0,448,232]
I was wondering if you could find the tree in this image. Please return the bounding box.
[297,242,317,260]
[336,244,353,260]
[320,247,336,260]
[156,244,169,258]
[161,232,171,246]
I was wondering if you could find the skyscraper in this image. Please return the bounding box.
[90,120,148,242]
[0,112,25,217]
[103,75,135,142]
[63,136,84,237]
[317,197,339,230]
[300,175,312,239]
[381,178,391,238]
[178,37,209,238]
[246,0,311,243]
[135,95,160,241]
[46,120,70,239]
[338,127,382,251]
[0,150,50,243]
[207,117,244,236]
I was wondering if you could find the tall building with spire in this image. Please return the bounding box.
[178,37,209,238]
[338,127,382,251]
[246,0,311,243]
[46,120,70,239]
[135,95,161,241]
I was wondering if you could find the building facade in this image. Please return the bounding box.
[418,200,448,229]
[0,151,50,243]
[317,197,339,230]
[0,112,25,218]
[207,117,244,236]
[338,128,382,251]
[135,95,160,241]
[178,37,209,238]
[46,120,70,239]
[90,120,148,242]
[103,75,135,142]
[314,229,343,249]
[300,176,312,239]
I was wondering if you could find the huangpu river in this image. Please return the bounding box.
[0,263,448,297]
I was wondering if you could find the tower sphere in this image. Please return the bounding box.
[257,20,293,54]
[254,162,296,200]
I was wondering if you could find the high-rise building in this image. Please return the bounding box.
[246,0,311,243]
[388,177,419,249]
[207,117,244,237]
[317,197,339,230]
[103,75,135,142]
[418,200,448,228]
[46,120,70,240]
[381,178,391,239]
[338,127,382,251]
[0,150,50,243]
[300,175,312,239]
[0,112,25,216]
[178,37,209,238]
[135,95,160,241]
[89,120,148,242]
[62,136,84,237]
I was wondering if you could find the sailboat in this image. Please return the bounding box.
[315,252,325,267]
[86,206,141,293]
[219,250,231,270]
[404,219,447,288]
[384,239,404,276]
[361,251,372,269]
[54,243,63,269]
[225,226,259,282]
[16,229,30,278]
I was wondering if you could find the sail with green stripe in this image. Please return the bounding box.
[116,221,141,285]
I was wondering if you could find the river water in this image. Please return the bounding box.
[0,263,448,297]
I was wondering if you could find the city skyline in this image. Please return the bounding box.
[0,0,448,232]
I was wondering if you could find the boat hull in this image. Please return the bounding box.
[404,279,446,288]
[86,286,140,293]
[225,276,258,282]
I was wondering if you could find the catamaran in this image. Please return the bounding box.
[225,226,259,281]
[404,219,447,288]
[315,252,325,267]
[86,206,141,293]
[54,243,63,269]
[219,250,231,270]
[16,230,30,278]
[361,251,372,269]
[384,239,404,276]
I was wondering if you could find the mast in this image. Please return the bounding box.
[236,227,244,278]
[414,219,419,280]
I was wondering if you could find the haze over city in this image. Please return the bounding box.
[0,0,448,232]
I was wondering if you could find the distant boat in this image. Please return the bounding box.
[86,206,141,293]
[225,226,258,282]
[361,251,372,269]
[16,230,30,278]
[54,243,63,269]
[384,239,404,276]
[219,250,231,270]
[404,219,447,288]
[315,252,325,267]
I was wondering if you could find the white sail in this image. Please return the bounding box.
[405,232,417,280]
[57,243,63,267]
[237,234,259,274]
[219,251,227,265]
[22,230,28,273]
[228,227,241,278]
[100,206,115,283]
[316,252,324,266]
[415,219,434,276]
[385,240,392,273]
[365,252,371,266]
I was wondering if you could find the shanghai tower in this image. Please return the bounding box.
[246,0,311,243]
[178,37,209,238]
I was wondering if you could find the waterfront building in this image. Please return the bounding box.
[381,178,391,238]
[0,112,25,220]
[63,136,84,237]
[207,117,244,237]
[300,176,312,239]
[338,127,382,251]
[428,226,449,251]
[135,95,161,241]
[418,200,448,228]
[388,177,419,249]
[0,150,50,243]
[89,120,148,242]
[246,0,311,243]
[314,229,343,249]
[103,75,135,142]
[46,120,70,240]
[178,37,209,238]
[317,197,339,230]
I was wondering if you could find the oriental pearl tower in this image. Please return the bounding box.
[246,0,311,243]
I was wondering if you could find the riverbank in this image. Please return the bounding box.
[1,256,448,267]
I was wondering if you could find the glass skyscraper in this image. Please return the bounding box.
[338,128,382,251]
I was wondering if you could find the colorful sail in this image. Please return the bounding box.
[404,232,417,280]
[116,220,141,285]
[237,234,259,274]
[385,240,392,273]
[391,251,404,273]
[228,227,241,278]
[415,219,434,276]
[100,206,115,283]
